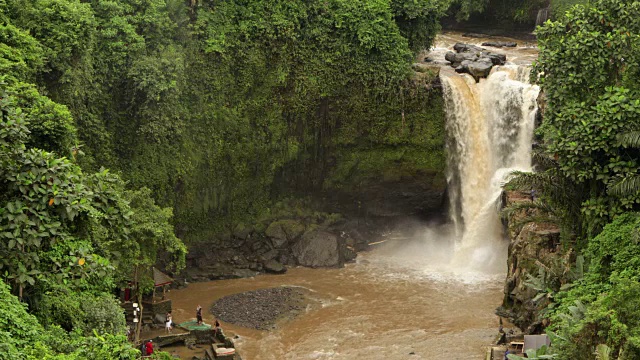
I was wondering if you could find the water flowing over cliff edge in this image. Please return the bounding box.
[440,65,540,274]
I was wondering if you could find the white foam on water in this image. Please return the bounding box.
[306,350,337,360]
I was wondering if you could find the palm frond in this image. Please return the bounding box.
[617,131,640,148]
[508,214,560,230]
[504,171,556,191]
[502,199,558,218]
[532,149,558,170]
[608,175,640,197]
[501,182,563,232]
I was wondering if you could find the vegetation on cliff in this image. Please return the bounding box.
[505,0,640,358]
[445,0,595,28]
[2,0,450,242]
[1,0,453,356]
[0,90,159,358]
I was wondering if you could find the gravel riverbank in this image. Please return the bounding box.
[210,286,307,330]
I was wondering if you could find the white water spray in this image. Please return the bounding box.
[441,65,540,273]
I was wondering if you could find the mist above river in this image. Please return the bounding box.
[370,220,508,284]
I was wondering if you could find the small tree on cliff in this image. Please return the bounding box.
[117,187,186,343]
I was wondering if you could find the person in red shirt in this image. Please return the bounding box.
[145,340,154,355]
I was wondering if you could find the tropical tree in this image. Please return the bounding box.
[534,0,640,236]
[0,91,108,299]
[115,187,186,343]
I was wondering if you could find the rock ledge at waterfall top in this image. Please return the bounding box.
[444,43,506,80]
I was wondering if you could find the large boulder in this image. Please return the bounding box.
[292,230,341,268]
[467,59,494,78]
[258,249,279,262]
[233,223,253,240]
[232,269,259,278]
[444,51,456,63]
[486,53,507,65]
[462,32,488,38]
[453,43,484,53]
[265,220,305,248]
[445,43,507,81]
[446,51,479,64]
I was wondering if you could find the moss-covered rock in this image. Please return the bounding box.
[265,219,306,248]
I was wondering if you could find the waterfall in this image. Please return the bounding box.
[440,65,540,272]
[536,7,550,27]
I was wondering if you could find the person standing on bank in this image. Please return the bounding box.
[196,305,203,325]
[165,311,173,333]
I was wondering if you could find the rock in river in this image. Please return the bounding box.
[292,230,340,268]
[482,41,517,48]
[467,58,494,78]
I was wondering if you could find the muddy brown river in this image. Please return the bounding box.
[167,236,506,360]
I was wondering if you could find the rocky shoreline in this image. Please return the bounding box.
[210,287,308,330]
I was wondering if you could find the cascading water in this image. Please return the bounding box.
[441,65,540,273]
[536,7,550,27]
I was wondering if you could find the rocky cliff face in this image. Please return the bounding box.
[498,191,562,334]
[175,71,448,284]
[179,201,376,283]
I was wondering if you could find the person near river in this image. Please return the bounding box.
[196,304,203,325]
[213,319,222,338]
[165,311,173,333]
[145,340,154,356]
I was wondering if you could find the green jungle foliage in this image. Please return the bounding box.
[549,214,640,359]
[534,0,640,238]
[0,279,140,359]
[447,0,595,28]
[504,0,640,358]
[447,0,548,26]
[1,0,451,355]
[0,86,183,357]
[550,0,591,20]
[2,0,451,242]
